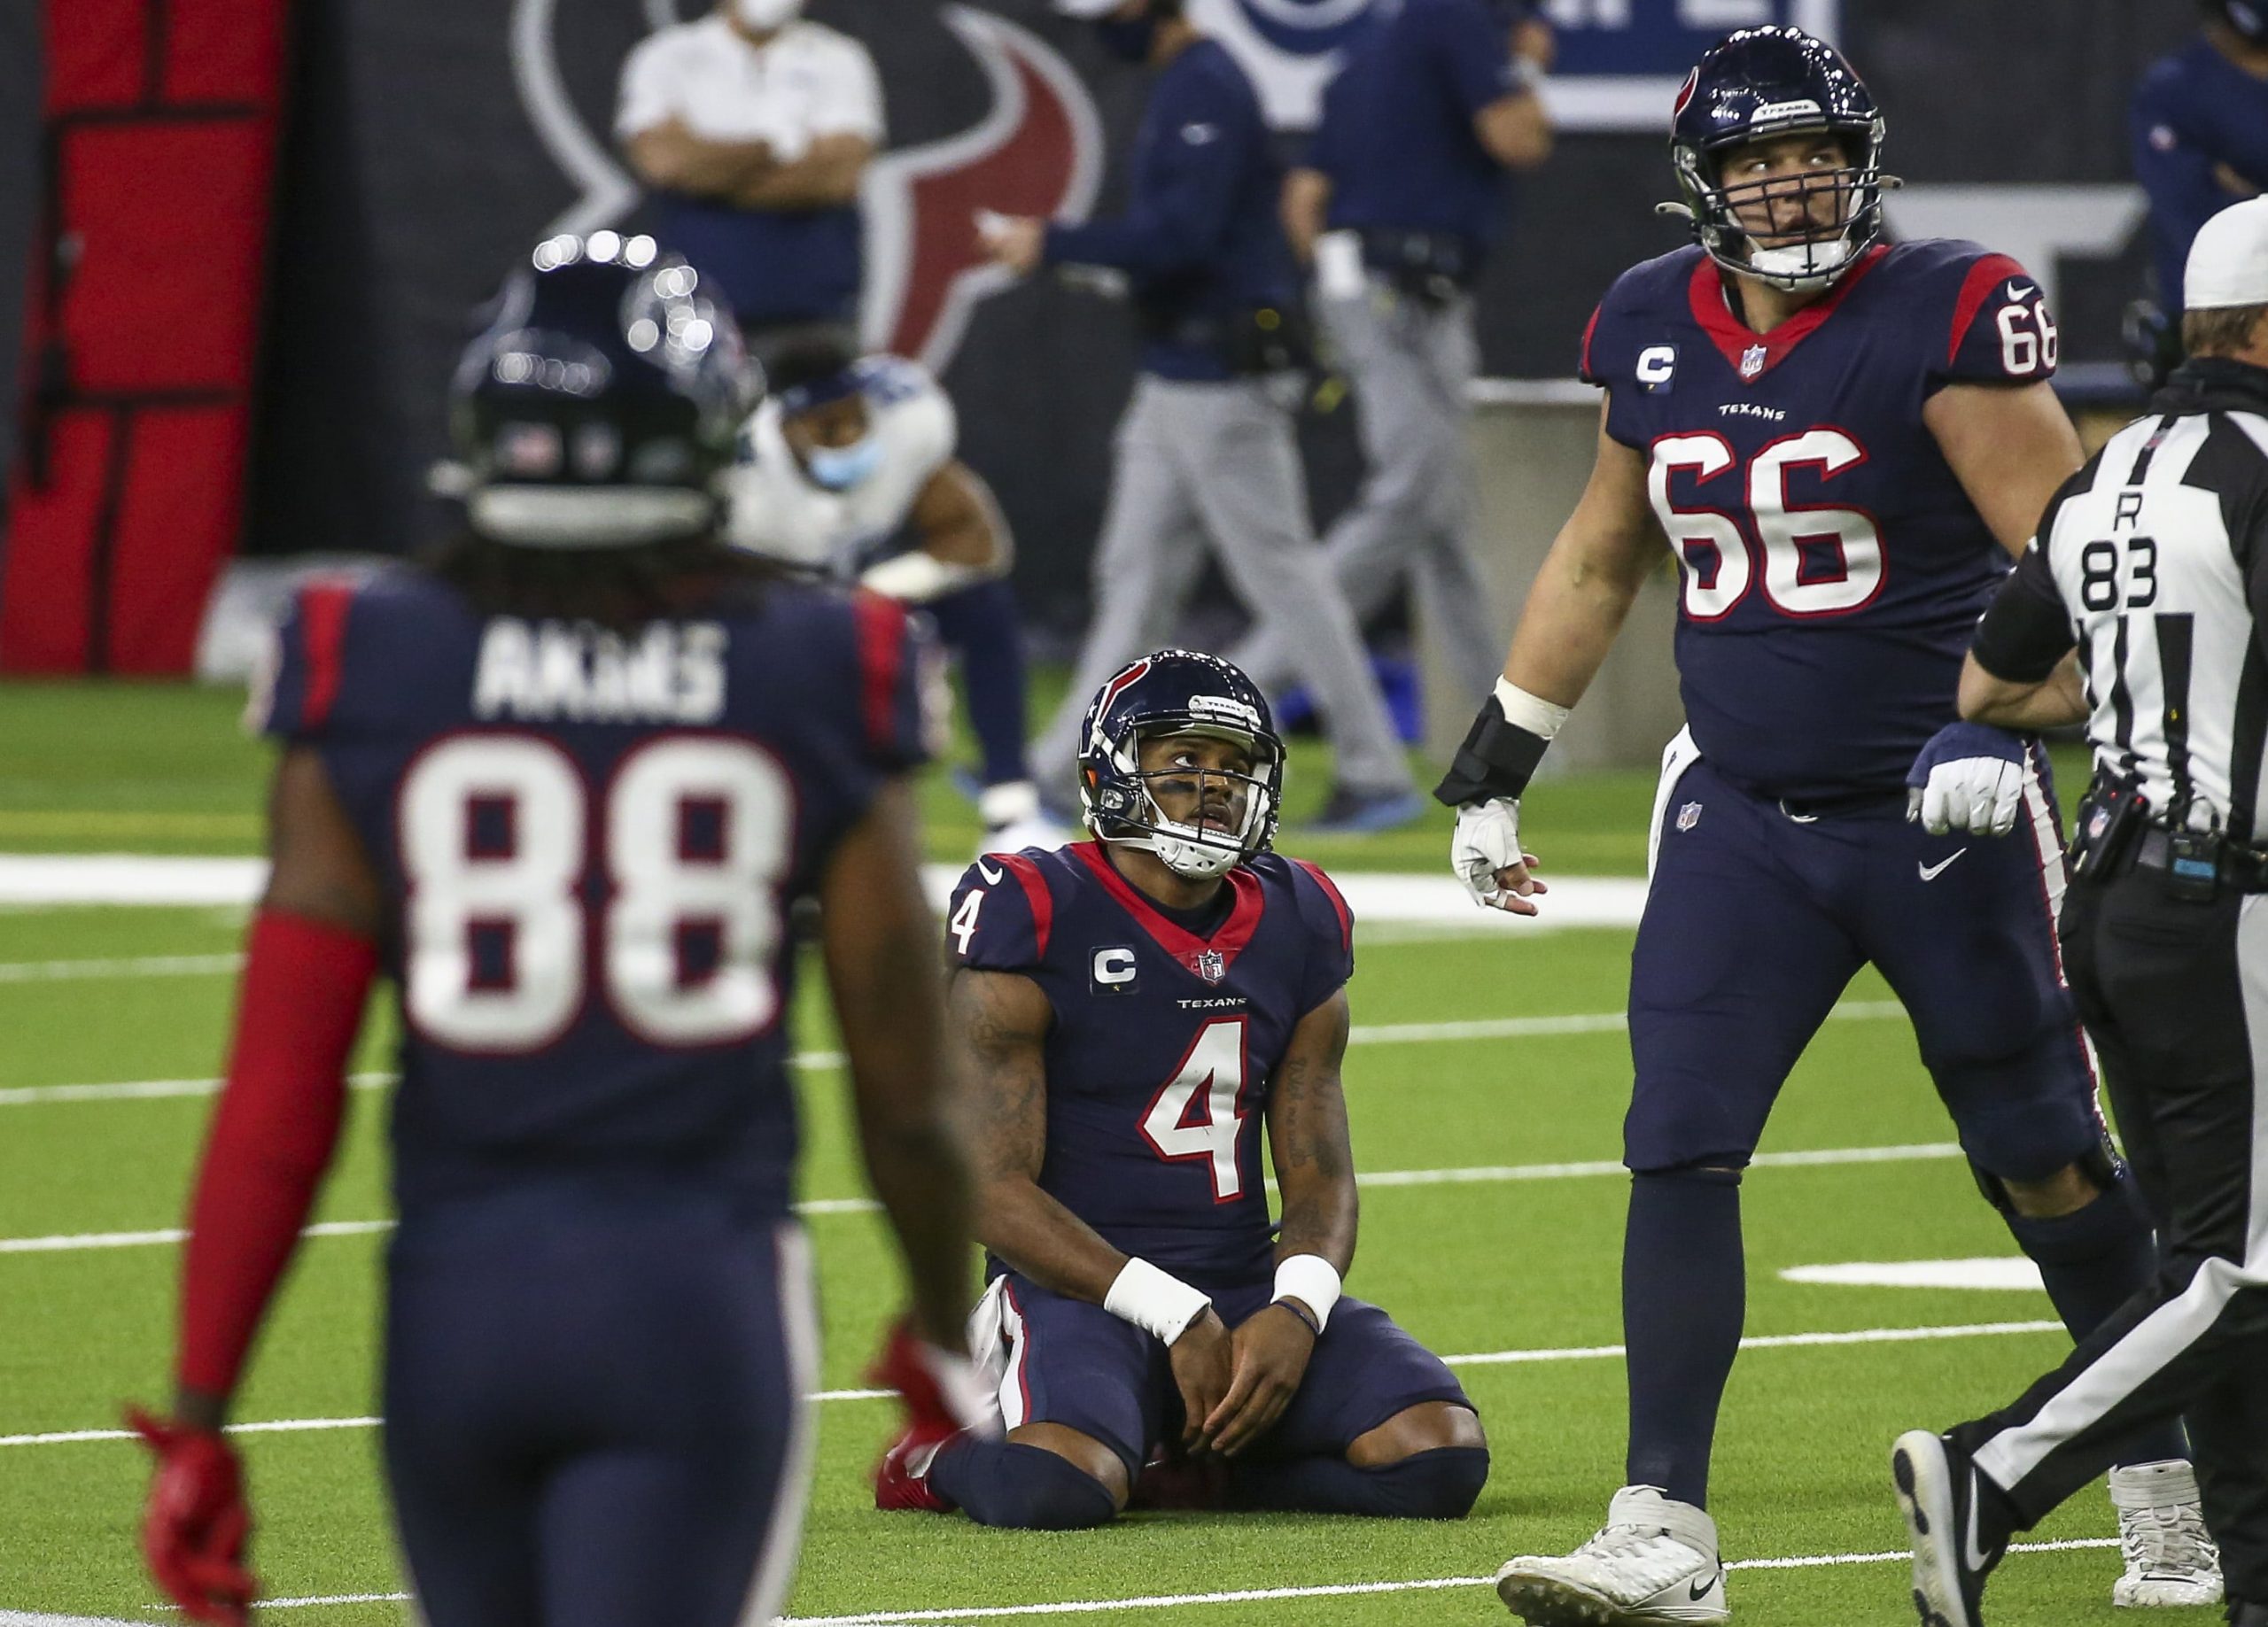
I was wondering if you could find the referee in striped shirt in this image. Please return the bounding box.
[1892,197,2268,1627]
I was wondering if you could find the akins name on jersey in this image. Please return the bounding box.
[946,842,1354,1288]
[1581,238,2059,802]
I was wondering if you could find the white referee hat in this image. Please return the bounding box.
[2185,197,2268,310]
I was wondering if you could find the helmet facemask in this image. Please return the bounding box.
[1670,120,1894,294]
[1087,724,1281,880]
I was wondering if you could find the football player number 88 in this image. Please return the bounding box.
[399,733,792,1051]
[1649,428,1884,620]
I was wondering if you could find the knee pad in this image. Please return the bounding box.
[961,1444,1118,1532]
[1355,1446,1491,1520]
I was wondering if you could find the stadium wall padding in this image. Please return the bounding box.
[237,0,2199,639]
[0,0,291,674]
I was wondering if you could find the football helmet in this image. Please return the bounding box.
[1665,27,1895,293]
[1076,650,1284,879]
[449,233,755,549]
[2208,0,2268,46]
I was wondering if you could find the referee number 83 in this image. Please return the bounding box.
[2078,535,2157,612]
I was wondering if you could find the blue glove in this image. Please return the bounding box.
[1906,723,2028,837]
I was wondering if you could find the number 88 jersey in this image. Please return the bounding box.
[1580,238,2058,802]
[253,568,936,1220]
[946,841,1355,1290]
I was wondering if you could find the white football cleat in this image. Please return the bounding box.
[1495,1485,1729,1624]
[2110,1460,2222,1608]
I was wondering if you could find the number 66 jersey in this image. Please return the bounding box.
[1581,238,2057,801]
[945,841,1355,1289]
[252,569,935,1220]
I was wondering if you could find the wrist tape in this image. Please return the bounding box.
[1104,1258,1212,1345]
[1433,678,1569,807]
[1271,1254,1343,1334]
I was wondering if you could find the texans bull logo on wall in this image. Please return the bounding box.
[510,0,1102,374]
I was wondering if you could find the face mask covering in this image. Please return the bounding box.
[806,433,883,492]
[1094,14,1159,63]
[734,0,803,32]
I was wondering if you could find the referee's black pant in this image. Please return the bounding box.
[1950,864,2268,1600]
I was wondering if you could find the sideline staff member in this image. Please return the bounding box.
[1894,198,2268,1627]
[982,0,1420,832]
[617,1,882,357]
[1246,0,1552,717]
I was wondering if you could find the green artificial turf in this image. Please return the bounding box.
[0,681,2180,1626]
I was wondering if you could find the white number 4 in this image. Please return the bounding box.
[949,889,984,957]
[1140,1019,1249,1200]
[1997,298,2060,376]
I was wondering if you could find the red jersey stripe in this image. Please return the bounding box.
[297,581,356,732]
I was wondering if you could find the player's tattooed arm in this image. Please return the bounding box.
[1266,989,1358,1280]
[823,779,981,1353]
[950,967,1138,1305]
[1923,381,2085,561]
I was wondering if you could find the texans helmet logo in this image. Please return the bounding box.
[513,2,1100,376]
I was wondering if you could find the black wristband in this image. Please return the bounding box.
[1272,1295,1324,1336]
[1431,694,1550,807]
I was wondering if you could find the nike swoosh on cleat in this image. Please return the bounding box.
[976,861,1003,884]
[1918,849,1969,881]
[1689,1570,1721,1600]
[1963,1476,1992,1574]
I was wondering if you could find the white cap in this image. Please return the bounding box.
[2185,197,2268,310]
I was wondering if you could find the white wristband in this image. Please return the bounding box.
[1495,677,1570,741]
[1104,1258,1212,1345]
[1272,1254,1343,1334]
[858,549,983,604]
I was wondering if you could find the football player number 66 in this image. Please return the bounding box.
[1649,428,1884,620]
[399,734,792,1051]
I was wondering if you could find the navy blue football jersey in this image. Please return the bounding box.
[945,842,1355,1289]
[1581,240,2057,799]
[255,568,934,1219]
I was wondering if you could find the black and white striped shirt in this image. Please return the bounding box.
[1975,359,2268,842]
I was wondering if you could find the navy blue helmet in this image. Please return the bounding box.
[450,233,755,548]
[1077,650,1285,879]
[1666,27,1893,293]
[2207,0,2268,44]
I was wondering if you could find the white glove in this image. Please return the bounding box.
[1914,756,2025,837]
[1450,798,1543,912]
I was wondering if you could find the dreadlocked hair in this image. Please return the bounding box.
[421,530,785,631]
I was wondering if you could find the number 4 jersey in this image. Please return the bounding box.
[252,568,934,1220]
[1581,239,2058,801]
[946,842,1355,1289]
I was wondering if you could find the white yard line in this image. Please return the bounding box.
[0,998,1915,1111]
[0,1320,2068,1449]
[0,1140,1969,1258]
[216,1537,2127,1620]
[0,953,242,984]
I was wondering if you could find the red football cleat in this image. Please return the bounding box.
[865,1317,994,1514]
[874,1428,959,1513]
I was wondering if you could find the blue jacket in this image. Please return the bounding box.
[2131,38,2268,310]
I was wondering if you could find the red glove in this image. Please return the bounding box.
[128,1408,256,1625]
[866,1317,999,1452]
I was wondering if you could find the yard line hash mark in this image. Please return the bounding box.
[0,952,243,984]
[0,997,1915,1110]
[198,1538,2128,1619]
[0,1142,1970,1256]
[0,1321,2068,1448]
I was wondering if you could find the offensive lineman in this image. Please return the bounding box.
[1433,29,2218,1623]
[874,651,1488,1529]
[726,338,1064,854]
[128,242,985,1627]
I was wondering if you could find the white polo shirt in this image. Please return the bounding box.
[615,15,884,163]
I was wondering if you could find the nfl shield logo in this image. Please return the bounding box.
[1677,802,1703,833]
[1191,949,1227,984]
[1739,345,1768,381]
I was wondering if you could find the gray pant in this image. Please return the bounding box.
[1035,374,1412,795]
[1231,277,1502,717]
